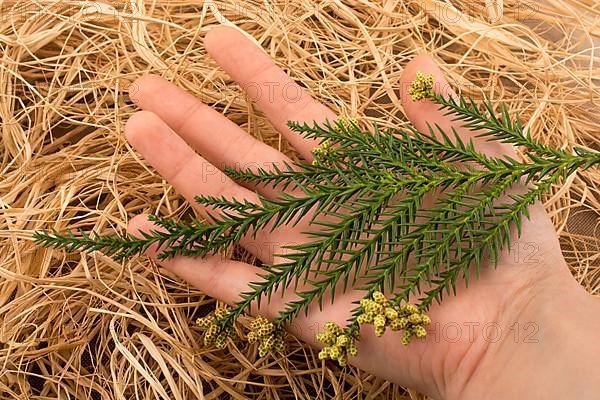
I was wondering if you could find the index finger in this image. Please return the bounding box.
[204,26,337,160]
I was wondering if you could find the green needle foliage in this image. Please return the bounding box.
[35,72,600,365]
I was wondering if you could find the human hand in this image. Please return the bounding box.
[124,26,600,399]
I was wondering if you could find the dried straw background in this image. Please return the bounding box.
[0,0,598,399]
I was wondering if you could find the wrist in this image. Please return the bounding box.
[454,272,600,400]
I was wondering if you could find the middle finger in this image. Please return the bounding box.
[128,74,295,199]
[124,110,304,263]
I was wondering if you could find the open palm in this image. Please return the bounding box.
[125,26,589,399]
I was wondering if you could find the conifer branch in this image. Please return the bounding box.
[34,71,600,365]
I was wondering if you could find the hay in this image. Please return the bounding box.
[0,0,598,398]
